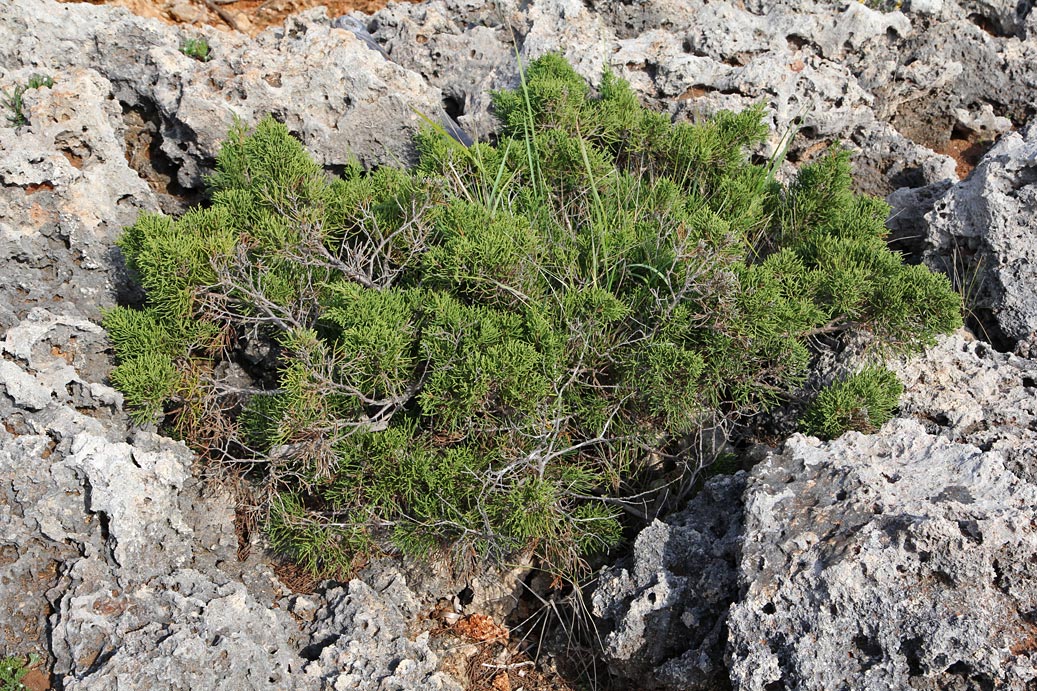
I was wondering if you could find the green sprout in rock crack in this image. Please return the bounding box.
[26,74,54,90]
[0,653,40,691]
[180,37,212,62]
[2,73,54,127]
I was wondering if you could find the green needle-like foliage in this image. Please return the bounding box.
[105,54,961,578]
[801,366,905,439]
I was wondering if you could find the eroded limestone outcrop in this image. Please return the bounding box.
[4,0,1037,688]
[593,343,1037,690]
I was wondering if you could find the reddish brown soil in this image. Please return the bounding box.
[61,0,420,35]
[939,136,994,180]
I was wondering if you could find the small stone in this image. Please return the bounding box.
[168,0,205,24]
[907,0,943,14]
[491,671,511,691]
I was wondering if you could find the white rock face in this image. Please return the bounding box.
[0,0,456,188]
[363,0,1037,193]
[0,310,308,689]
[727,418,1037,691]
[0,67,157,330]
[923,122,1037,352]
[303,579,464,691]
[591,474,746,689]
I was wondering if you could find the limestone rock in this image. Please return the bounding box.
[0,310,311,689]
[361,0,976,193]
[894,331,1037,483]
[923,121,1037,351]
[727,419,1037,690]
[0,68,157,331]
[303,578,465,691]
[593,332,1037,689]
[0,0,456,188]
[591,474,746,690]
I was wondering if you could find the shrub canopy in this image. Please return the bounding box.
[105,54,961,576]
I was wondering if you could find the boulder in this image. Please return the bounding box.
[894,332,1037,482]
[0,67,157,331]
[300,577,464,691]
[0,0,456,188]
[727,418,1037,691]
[0,309,310,689]
[591,473,746,690]
[922,121,1037,352]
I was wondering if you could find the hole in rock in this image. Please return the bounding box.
[967,12,1001,36]
[957,519,983,544]
[443,93,465,120]
[901,636,926,676]
[786,34,808,50]
[887,166,926,190]
[853,634,883,660]
[299,635,336,661]
[121,102,200,210]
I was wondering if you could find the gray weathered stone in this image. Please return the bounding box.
[0,67,157,331]
[922,121,1037,351]
[303,577,465,691]
[362,0,1004,193]
[594,330,1037,690]
[727,418,1037,690]
[0,0,458,187]
[0,309,311,689]
[894,331,1037,483]
[592,474,746,690]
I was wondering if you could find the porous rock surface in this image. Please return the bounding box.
[0,308,304,690]
[727,417,1037,691]
[1,0,453,188]
[591,473,747,690]
[921,121,1037,352]
[298,578,464,691]
[593,331,1037,690]
[4,0,1037,688]
[0,67,156,332]
[361,0,1037,193]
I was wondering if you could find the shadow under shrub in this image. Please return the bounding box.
[104,54,961,578]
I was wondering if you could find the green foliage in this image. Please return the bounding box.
[105,55,961,578]
[26,74,54,90]
[180,37,212,62]
[3,74,54,127]
[801,366,904,439]
[0,653,39,691]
